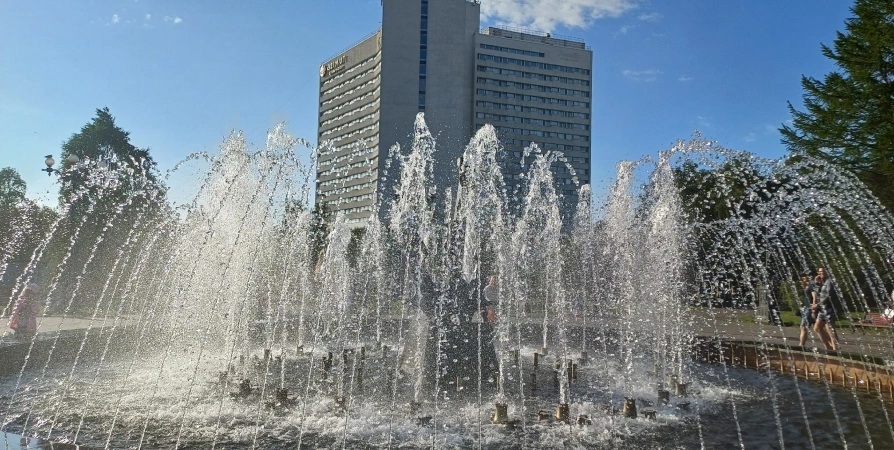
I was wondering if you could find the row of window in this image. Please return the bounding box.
[418,0,428,111]
[499,138,590,154]
[320,180,377,198]
[326,134,379,155]
[489,125,589,142]
[321,64,380,96]
[320,180,377,195]
[479,44,545,58]
[476,89,589,108]
[320,99,379,128]
[339,192,376,204]
[477,66,589,86]
[339,204,375,215]
[476,101,589,119]
[477,53,590,75]
[321,110,378,138]
[321,86,379,115]
[318,164,374,181]
[477,77,590,97]
[550,166,588,175]
[319,145,377,168]
[321,54,379,86]
[477,113,590,130]
[326,122,379,143]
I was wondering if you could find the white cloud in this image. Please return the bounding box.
[764,124,779,134]
[145,13,151,20]
[745,133,756,142]
[111,14,120,24]
[678,76,693,82]
[622,69,661,82]
[174,17,182,24]
[618,25,632,34]
[481,0,638,32]
[638,12,662,22]
[164,15,183,24]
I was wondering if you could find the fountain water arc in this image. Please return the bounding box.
[1,115,893,449]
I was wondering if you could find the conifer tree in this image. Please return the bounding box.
[780,0,894,210]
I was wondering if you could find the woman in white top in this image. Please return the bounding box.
[884,289,894,320]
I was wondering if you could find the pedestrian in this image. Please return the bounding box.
[883,286,894,320]
[815,267,840,351]
[8,283,41,339]
[799,273,817,347]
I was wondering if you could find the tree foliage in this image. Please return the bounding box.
[672,157,764,223]
[780,0,894,210]
[59,107,160,209]
[51,108,168,313]
[0,167,27,212]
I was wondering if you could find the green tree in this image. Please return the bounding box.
[0,167,27,212]
[672,157,764,223]
[52,108,167,313]
[780,0,894,210]
[59,107,159,208]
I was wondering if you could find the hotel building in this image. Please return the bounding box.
[317,0,592,224]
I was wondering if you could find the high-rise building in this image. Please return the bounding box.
[316,0,591,224]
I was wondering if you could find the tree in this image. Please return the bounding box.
[672,157,764,223]
[59,107,159,208]
[0,167,27,212]
[780,0,894,210]
[51,108,166,313]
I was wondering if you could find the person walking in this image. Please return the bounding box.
[883,287,894,320]
[799,274,818,347]
[8,283,41,339]
[815,267,840,351]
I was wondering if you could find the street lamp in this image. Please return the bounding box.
[42,154,81,176]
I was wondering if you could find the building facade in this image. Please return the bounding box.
[317,0,591,224]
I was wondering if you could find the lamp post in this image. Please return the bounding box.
[42,154,81,176]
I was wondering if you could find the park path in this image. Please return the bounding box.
[0,316,129,348]
[1,309,891,361]
[689,308,894,363]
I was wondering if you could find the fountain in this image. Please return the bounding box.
[0,115,893,448]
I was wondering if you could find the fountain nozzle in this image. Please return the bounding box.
[623,397,637,419]
[492,403,509,424]
[555,403,570,423]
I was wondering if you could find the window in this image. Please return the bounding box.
[479,44,545,58]
[477,54,591,75]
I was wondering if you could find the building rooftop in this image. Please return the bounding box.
[481,26,589,50]
[321,28,382,65]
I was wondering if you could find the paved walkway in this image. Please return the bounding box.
[689,308,894,363]
[0,316,124,347]
[2,310,891,362]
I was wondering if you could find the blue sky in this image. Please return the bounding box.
[0,0,853,205]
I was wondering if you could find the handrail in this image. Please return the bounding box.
[320,28,382,65]
[482,25,586,45]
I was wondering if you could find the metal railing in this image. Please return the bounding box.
[481,25,590,50]
[320,28,382,65]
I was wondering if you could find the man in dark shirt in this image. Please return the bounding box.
[799,274,817,347]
